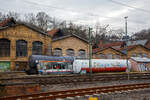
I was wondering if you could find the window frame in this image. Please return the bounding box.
[53,48,62,56]
[78,49,86,58]
[16,40,27,57]
[32,41,43,55]
[66,49,74,56]
[0,38,10,57]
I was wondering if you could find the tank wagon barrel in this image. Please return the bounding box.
[73,59,131,73]
[27,55,131,74]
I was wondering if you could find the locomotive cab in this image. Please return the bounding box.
[27,55,74,74]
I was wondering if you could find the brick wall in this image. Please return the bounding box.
[52,36,89,57]
[93,48,126,59]
[128,45,150,58]
[93,45,150,59]
[0,24,51,71]
[0,84,40,96]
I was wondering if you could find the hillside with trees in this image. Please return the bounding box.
[132,29,150,40]
[0,11,125,46]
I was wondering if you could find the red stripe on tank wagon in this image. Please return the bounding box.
[81,67,126,72]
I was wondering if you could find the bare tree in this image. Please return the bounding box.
[0,12,5,21]
[25,12,66,31]
[6,11,20,21]
[59,20,67,29]
[64,22,88,39]
[92,22,110,45]
[24,13,37,25]
[132,29,150,40]
[36,12,52,31]
[108,28,124,41]
[50,17,64,29]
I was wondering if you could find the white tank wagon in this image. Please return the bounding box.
[73,59,131,73]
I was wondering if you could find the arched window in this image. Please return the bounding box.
[99,54,105,59]
[131,53,136,57]
[53,48,62,56]
[137,53,142,57]
[143,53,148,58]
[0,39,10,57]
[66,49,74,56]
[32,41,43,55]
[107,53,113,59]
[16,40,27,57]
[114,54,121,59]
[78,49,86,58]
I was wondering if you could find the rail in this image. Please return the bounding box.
[1,83,150,100]
[1,73,150,85]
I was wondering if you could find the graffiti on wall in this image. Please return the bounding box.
[138,63,149,71]
[0,62,10,71]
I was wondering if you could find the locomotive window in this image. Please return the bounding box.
[38,61,72,70]
[50,62,69,69]
[0,38,10,57]
[47,62,52,69]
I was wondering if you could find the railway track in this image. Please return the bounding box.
[1,73,150,85]
[1,82,150,100]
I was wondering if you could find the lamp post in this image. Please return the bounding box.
[88,27,92,75]
[124,16,129,80]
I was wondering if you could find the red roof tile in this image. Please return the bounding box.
[98,41,124,48]
[116,45,136,51]
[114,45,146,51]
[93,44,150,55]
[92,47,111,54]
[92,46,126,55]
[47,29,58,37]
[0,18,13,27]
[92,48,100,53]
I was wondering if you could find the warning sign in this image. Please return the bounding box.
[89,97,98,100]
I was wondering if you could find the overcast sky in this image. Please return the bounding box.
[0,0,150,34]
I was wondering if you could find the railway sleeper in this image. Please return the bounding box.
[28,88,150,100]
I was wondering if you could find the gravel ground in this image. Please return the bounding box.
[40,79,150,92]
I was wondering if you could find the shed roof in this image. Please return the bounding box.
[127,40,148,46]
[98,41,124,48]
[0,22,51,37]
[93,46,126,55]
[130,57,150,63]
[47,29,59,37]
[0,17,51,37]
[0,17,15,27]
[52,32,89,43]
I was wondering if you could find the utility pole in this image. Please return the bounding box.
[124,16,129,80]
[88,27,92,75]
